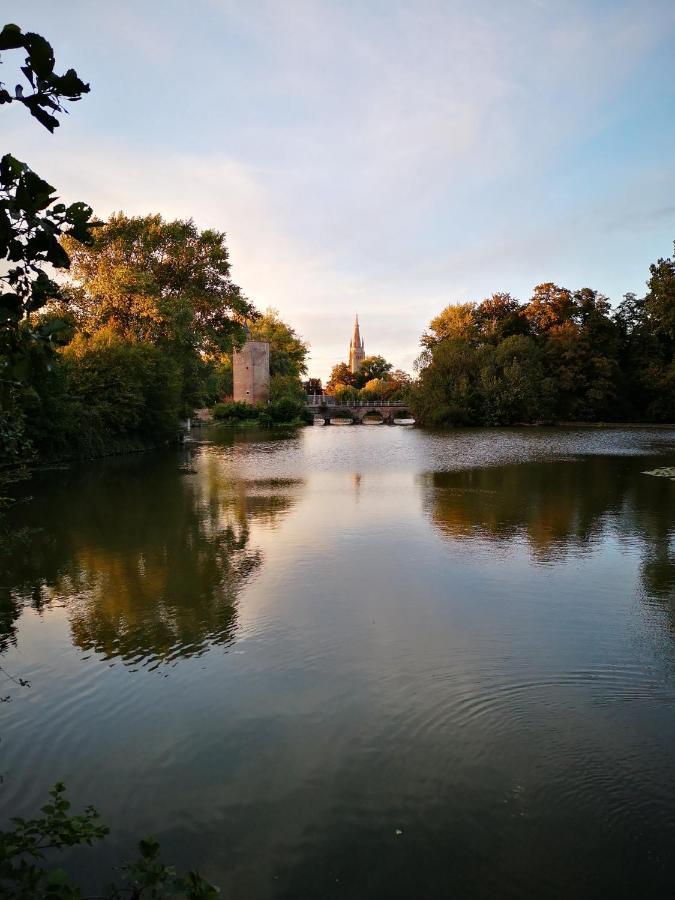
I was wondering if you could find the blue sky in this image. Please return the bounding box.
[4,0,675,378]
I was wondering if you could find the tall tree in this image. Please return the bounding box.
[62,213,255,410]
[645,243,675,342]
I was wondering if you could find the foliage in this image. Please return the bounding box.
[212,400,259,422]
[357,355,392,384]
[0,23,95,386]
[248,308,308,377]
[62,213,254,413]
[268,396,305,423]
[0,24,89,132]
[270,373,305,402]
[410,255,675,426]
[0,783,218,899]
[213,397,305,427]
[303,377,322,394]
[7,328,182,461]
[326,362,356,392]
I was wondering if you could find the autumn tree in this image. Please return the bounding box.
[63,213,255,411]
[326,361,356,393]
[522,283,576,336]
[475,293,529,343]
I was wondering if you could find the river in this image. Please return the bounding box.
[1,425,674,899]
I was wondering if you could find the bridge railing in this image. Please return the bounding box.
[305,395,406,408]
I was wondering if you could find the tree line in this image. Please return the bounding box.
[407,265,674,426]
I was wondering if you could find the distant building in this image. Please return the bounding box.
[233,335,270,404]
[349,314,365,373]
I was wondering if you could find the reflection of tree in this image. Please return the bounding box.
[0,450,302,666]
[423,456,675,599]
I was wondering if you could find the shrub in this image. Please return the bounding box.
[212,400,258,421]
[268,396,304,423]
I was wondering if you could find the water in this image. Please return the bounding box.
[1,426,674,899]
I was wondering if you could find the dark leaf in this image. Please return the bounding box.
[23,32,56,79]
[0,23,23,51]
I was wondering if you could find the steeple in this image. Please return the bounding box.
[349,314,365,373]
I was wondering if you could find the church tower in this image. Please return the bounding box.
[349,314,365,373]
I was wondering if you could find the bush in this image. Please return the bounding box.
[212,400,259,421]
[268,396,304,423]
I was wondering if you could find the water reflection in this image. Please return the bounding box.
[0,449,303,666]
[423,455,675,598]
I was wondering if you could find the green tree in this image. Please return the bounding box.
[409,339,481,426]
[355,355,392,387]
[63,213,254,412]
[248,307,308,377]
[646,242,675,341]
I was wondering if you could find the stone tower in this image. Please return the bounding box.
[233,335,270,404]
[349,314,365,374]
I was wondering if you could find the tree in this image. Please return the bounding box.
[645,243,675,342]
[270,373,305,402]
[409,339,482,426]
[475,292,529,343]
[62,213,254,411]
[0,23,95,382]
[421,302,477,349]
[248,307,308,377]
[326,361,356,393]
[303,377,322,394]
[522,283,576,335]
[357,355,392,386]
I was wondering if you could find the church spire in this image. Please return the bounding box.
[349,314,365,373]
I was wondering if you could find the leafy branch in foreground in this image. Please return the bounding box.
[0,23,90,132]
[0,783,219,899]
[0,22,96,384]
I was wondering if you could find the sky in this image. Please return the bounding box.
[3,0,675,379]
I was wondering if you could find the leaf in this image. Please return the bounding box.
[0,23,23,51]
[23,32,56,79]
[53,68,90,99]
[25,101,60,132]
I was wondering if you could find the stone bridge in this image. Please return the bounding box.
[304,396,414,424]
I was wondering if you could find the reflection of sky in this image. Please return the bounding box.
[1,428,675,897]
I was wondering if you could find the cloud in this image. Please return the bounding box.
[3,0,675,377]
